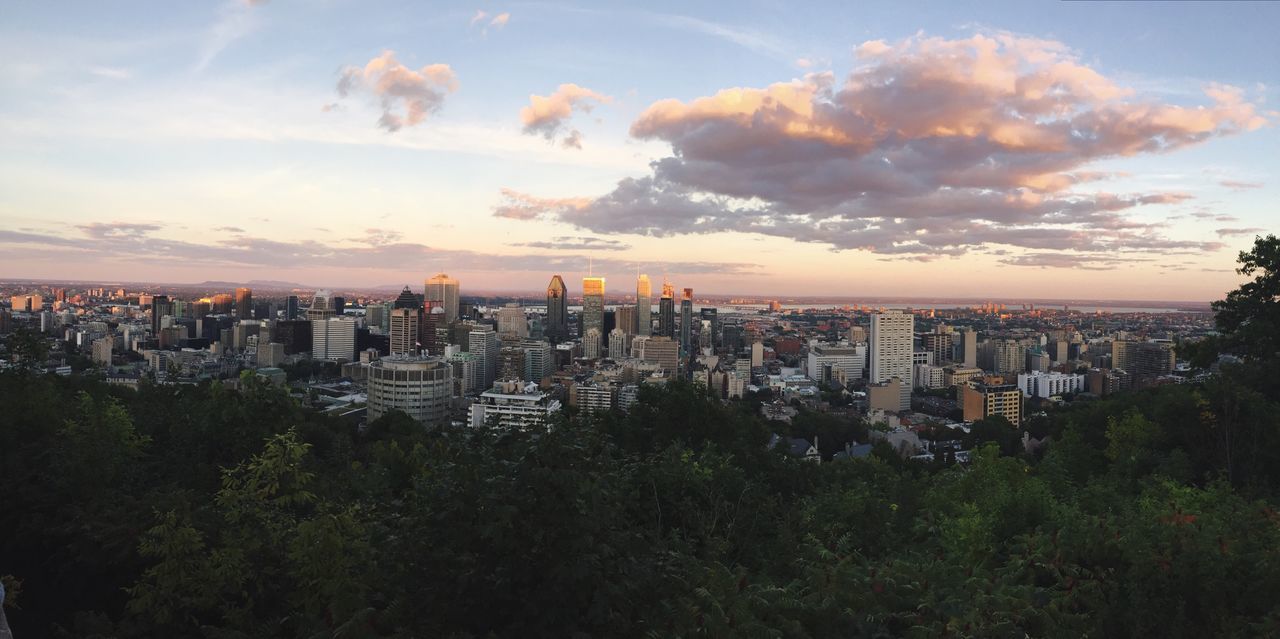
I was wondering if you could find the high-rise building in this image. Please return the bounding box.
[870,310,914,412]
[806,341,868,384]
[642,336,679,372]
[616,306,636,336]
[468,382,561,430]
[468,324,499,392]
[958,329,978,368]
[583,327,603,360]
[922,330,953,366]
[636,274,652,336]
[285,295,299,320]
[523,339,554,383]
[389,308,419,355]
[582,276,605,336]
[210,293,233,315]
[497,303,528,341]
[679,288,694,354]
[366,354,453,425]
[608,328,627,359]
[307,290,335,321]
[658,281,675,338]
[235,287,253,320]
[699,308,719,349]
[425,273,460,324]
[545,275,568,343]
[313,316,356,361]
[275,320,312,354]
[151,295,172,337]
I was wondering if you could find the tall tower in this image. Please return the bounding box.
[658,280,675,338]
[425,273,460,324]
[636,274,652,336]
[151,295,172,336]
[389,307,419,355]
[582,276,605,337]
[468,324,499,392]
[679,287,694,355]
[545,275,568,342]
[235,287,253,320]
[870,310,914,412]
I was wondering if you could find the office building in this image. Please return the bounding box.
[962,381,1024,426]
[658,281,675,337]
[275,320,312,355]
[636,274,652,336]
[582,276,605,336]
[285,295,299,320]
[616,306,636,336]
[389,308,419,355]
[699,308,719,349]
[523,339,554,383]
[312,316,356,361]
[366,354,453,425]
[151,295,172,337]
[306,290,336,321]
[806,341,868,384]
[870,310,914,412]
[235,287,253,320]
[679,288,694,354]
[545,275,569,342]
[499,346,526,381]
[642,336,679,371]
[259,342,286,368]
[425,273,460,324]
[958,328,978,367]
[468,324,499,392]
[497,303,528,341]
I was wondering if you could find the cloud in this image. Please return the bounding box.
[470,10,488,27]
[216,226,246,233]
[489,13,510,29]
[997,253,1153,270]
[336,51,458,132]
[495,32,1265,265]
[76,222,165,238]
[510,236,632,251]
[1215,227,1266,237]
[87,66,132,80]
[520,83,610,148]
[196,0,268,71]
[0,226,753,276]
[469,10,510,34]
[1220,179,1263,190]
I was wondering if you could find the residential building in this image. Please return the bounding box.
[962,381,1024,426]
[870,310,913,412]
[1017,371,1085,398]
[389,308,419,355]
[468,381,561,430]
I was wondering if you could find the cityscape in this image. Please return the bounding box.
[2,1,1279,637]
[0,275,1211,436]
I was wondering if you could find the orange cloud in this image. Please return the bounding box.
[520,83,610,148]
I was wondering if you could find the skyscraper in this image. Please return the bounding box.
[658,281,675,338]
[870,310,914,412]
[285,295,299,320]
[497,303,528,341]
[679,287,694,355]
[313,316,356,361]
[425,273,460,324]
[306,290,335,321]
[151,295,172,337]
[545,275,568,342]
[582,276,605,336]
[389,308,419,355]
[235,287,253,320]
[468,324,499,392]
[636,274,652,336]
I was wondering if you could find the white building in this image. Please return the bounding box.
[468,381,561,430]
[496,303,528,340]
[914,363,945,389]
[1017,371,1085,398]
[608,328,627,360]
[870,310,914,411]
[312,317,356,361]
[583,327,602,360]
[389,308,419,355]
[366,354,454,425]
[805,340,867,384]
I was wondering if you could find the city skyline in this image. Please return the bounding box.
[1,1,1277,299]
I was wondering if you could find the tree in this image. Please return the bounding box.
[1210,234,1280,362]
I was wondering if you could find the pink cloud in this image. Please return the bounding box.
[520,83,610,147]
[337,51,457,132]
[498,32,1265,266]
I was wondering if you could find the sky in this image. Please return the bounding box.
[0,0,1276,301]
